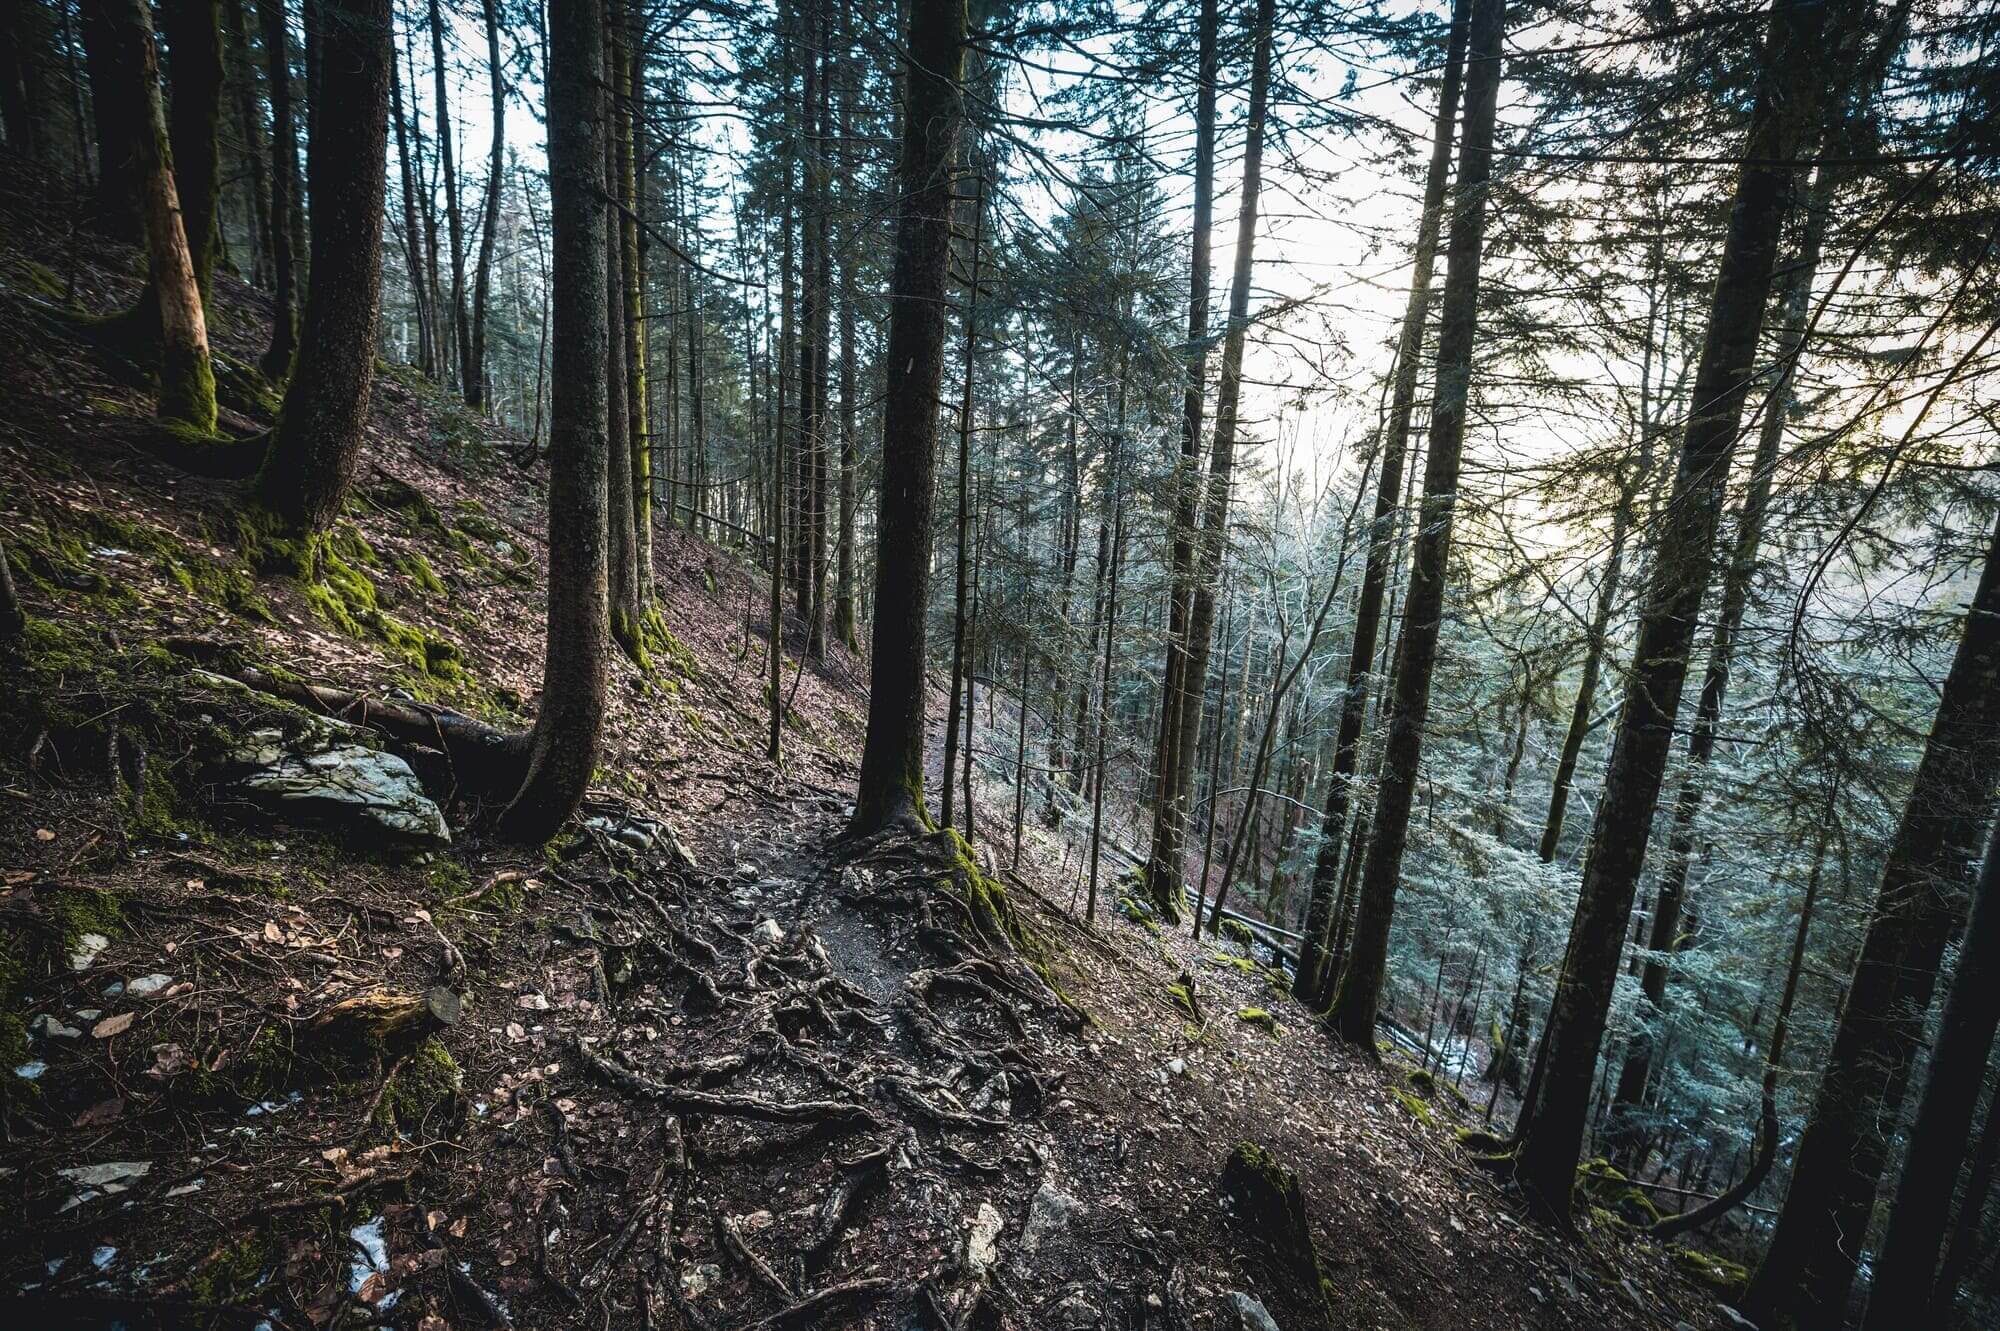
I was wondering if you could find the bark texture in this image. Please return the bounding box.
[1324,0,1505,1047]
[1745,510,2000,1327]
[1507,0,1844,1228]
[252,0,392,533]
[1294,0,1470,1005]
[501,0,611,843]
[847,0,965,837]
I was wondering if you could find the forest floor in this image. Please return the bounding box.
[0,163,1741,1330]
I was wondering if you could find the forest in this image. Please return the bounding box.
[0,0,1998,1327]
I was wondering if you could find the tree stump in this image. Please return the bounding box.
[1219,1141,1335,1329]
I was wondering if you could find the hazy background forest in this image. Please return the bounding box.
[3,0,2000,1326]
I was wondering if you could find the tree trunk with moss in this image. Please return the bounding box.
[250,0,390,533]
[614,2,651,598]
[500,0,610,844]
[85,0,216,433]
[847,0,965,838]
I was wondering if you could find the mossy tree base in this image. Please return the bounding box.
[1218,1141,1337,1329]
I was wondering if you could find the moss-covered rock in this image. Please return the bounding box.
[1670,1245,1749,1297]
[1574,1157,1661,1225]
[1391,1085,1435,1127]
[1237,1007,1279,1034]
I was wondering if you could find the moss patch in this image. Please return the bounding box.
[184,1232,274,1304]
[1219,1142,1337,1324]
[1670,1246,1749,1297]
[372,1037,463,1135]
[1237,1007,1279,1034]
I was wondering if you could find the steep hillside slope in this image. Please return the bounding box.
[0,165,1738,1331]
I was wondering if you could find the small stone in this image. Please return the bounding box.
[516,993,551,1010]
[1222,1292,1281,1331]
[1020,1183,1080,1255]
[965,1202,1003,1277]
[127,974,173,998]
[31,1015,82,1041]
[69,933,110,972]
[753,919,784,944]
[679,1261,721,1299]
[59,1160,151,1189]
[1165,1057,1187,1077]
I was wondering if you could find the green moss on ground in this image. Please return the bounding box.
[15,504,273,622]
[1237,1007,1279,1034]
[185,1232,274,1304]
[1574,1157,1662,1225]
[1670,1246,1749,1297]
[372,1037,462,1135]
[1391,1085,1436,1127]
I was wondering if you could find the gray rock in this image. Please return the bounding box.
[127,974,173,998]
[69,933,110,972]
[965,1202,1003,1277]
[1222,1292,1281,1331]
[1050,1292,1103,1328]
[230,731,449,845]
[31,1015,82,1041]
[1020,1182,1080,1255]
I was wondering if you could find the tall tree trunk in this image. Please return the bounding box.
[601,9,640,666]
[847,0,965,837]
[389,55,434,378]
[467,0,504,408]
[941,173,983,831]
[1293,0,1471,1004]
[501,0,609,843]
[84,0,217,432]
[81,0,147,242]
[222,0,271,287]
[1861,813,2000,1327]
[1605,168,1833,1163]
[1649,820,1827,1241]
[1140,0,1218,920]
[250,0,390,531]
[1087,456,1127,921]
[831,0,857,650]
[1152,0,1276,921]
[801,0,830,658]
[1934,1071,2000,1323]
[254,0,298,379]
[427,0,472,396]
[1507,0,1849,1231]
[1746,509,2000,1325]
[614,1,650,598]
[1323,0,1505,1047]
[161,0,222,297]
